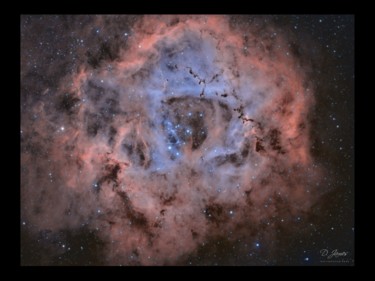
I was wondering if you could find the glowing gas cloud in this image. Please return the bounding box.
[21,15,324,265]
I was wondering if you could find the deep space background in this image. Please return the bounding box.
[20,15,354,266]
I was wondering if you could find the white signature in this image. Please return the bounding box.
[320,249,348,259]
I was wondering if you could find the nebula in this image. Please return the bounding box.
[21,15,349,266]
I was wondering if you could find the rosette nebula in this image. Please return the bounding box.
[21,15,354,265]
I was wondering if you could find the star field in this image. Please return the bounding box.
[21,15,354,266]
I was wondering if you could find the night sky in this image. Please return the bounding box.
[20,15,354,266]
